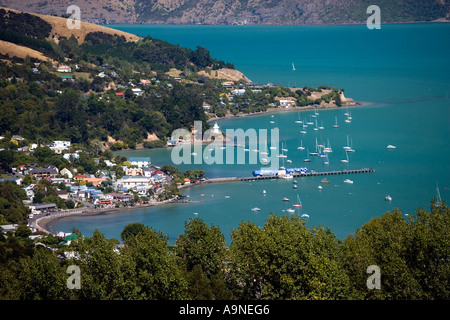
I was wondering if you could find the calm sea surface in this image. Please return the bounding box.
[48,23,450,243]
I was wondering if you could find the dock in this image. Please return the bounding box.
[239,168,374,181]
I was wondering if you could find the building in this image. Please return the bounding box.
[231,89,246,96]
[202,101,211,111]
[128,157,151,168]
[29,167,58,179]
[83,177,107,187]
[57,65,72,73]
[124,167,143,176]
[132,88,143,96]
[49,141,71,154]
[116,176,152,191]
[60,168,73,179]
[27,203,57,213]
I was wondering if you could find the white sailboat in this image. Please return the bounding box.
[343,135,351,150]
[303,148,311,162]
[295,112,302,123]
[297,139,305,150]
[435,183,442,207]
[323,154,330,165]
[340,150,349,163]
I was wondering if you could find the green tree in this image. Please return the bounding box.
[230,214,352,300]
[120,226,188,299]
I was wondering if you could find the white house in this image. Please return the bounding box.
[49,141,71,154]
[129,157,151,168]
[132,88,143,96]
[57,65,72,73]
[231,89,246,96]
[116,176,152,191]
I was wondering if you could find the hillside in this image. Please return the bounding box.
[0,0,448,25]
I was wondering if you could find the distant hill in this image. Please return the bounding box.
[0,0,448,25]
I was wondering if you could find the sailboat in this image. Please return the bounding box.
[313,119,319,131]
[295,112,302,123]
[343,135,351,150]
[435,183,442,207]
[297,139,305,150]
[323,139,333,153]
[323,154,330,165]
[319,120,324,130]
[309,138,319,156]
[347,138,355,152]
[293,194,302,208]
[292,62,296,71]
[340,150,349,163]
[303,148,311,162]
[333,116,339,128]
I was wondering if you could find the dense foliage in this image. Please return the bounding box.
[0,200,448,300]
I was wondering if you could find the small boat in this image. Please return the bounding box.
[301,213,309,218]
[340,150,349,163]
[344,179,353,184]
[321,178,330,184]
[292,62,296,71]
[387,145,396,149]
[293,195,302,207]
[225,196,230,198]
[193,212,199,215]
[269,146,277,150]
[293,184,298,189]
[333,116,339,128]
[281,175,293,179]
[261,158,269,164]
[286,159,292,163]
[251,207,261,211]
[263,190,266,195]
[303,149,311,162]
[385,195,392,201]
[317,186,323,190]
[286,208,295,213]
[191,152,197,155]
[282,197,290,202]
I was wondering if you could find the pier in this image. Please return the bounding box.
[239,168,374,181]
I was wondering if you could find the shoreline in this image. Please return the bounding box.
[39,101,366,235]
[33,198,180,235]
[34,177,240,235]
[206,101,360,123]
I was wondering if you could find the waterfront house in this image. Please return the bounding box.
[116,176,152,191]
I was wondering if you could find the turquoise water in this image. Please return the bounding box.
[48,23,450,243]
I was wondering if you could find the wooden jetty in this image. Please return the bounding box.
[239,168,374,181]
